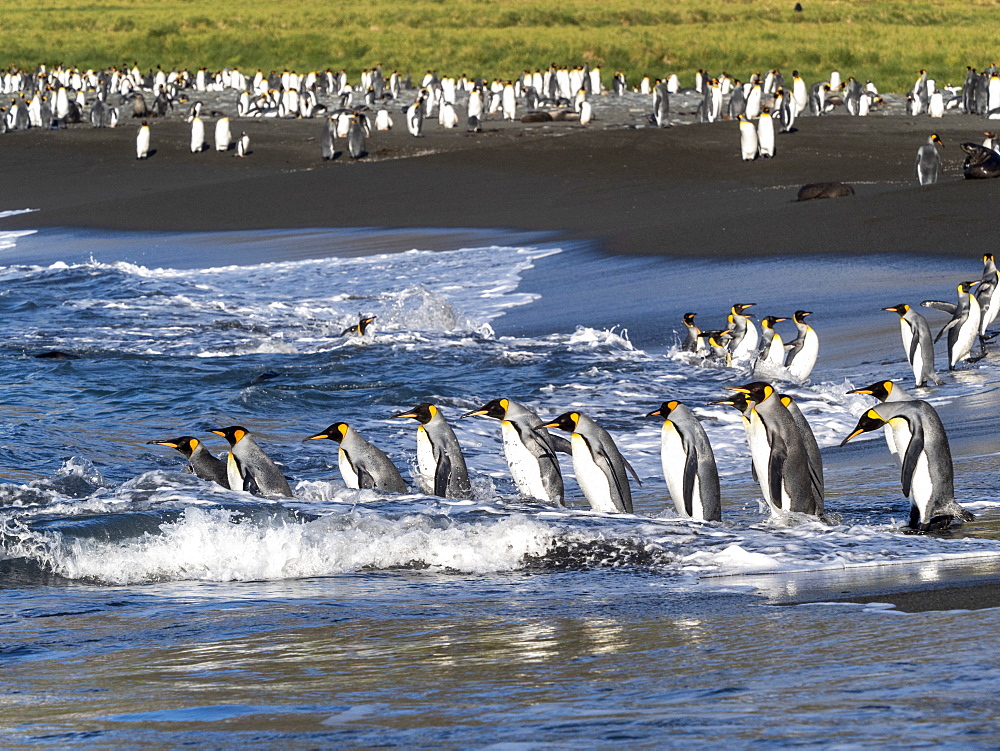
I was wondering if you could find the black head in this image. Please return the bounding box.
[541,411,580,433]
[147,436,200,458]
[728,381,774,403]
[847,380,894,401]
[882,304,908,316]
[647,400,680,419]
[714,393,752,413]
[305,423,349,443]
[391,403,437,424]
[209,426,249,446]
[841,409,887,446]
[462,398,508,420]
[793,310,812,323]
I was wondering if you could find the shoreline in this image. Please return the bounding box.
[2,108,1000,260]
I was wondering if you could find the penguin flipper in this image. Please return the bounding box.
[921,300,957,314]
[934,318,959,344]
[547,433,573,455]
[899,419,924,499]
[682,443,699,518]
[357,465,377,490]
[433,451,452,498]
[243,471,262,496]
[622,456,643,487]
[767,443,788,511]
[592,443,632,511]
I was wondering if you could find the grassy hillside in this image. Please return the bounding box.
[1,0,995,92]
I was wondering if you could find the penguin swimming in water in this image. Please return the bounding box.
[135,120,150,159]
[391,403,472,499]
[841,400,973,531]
[340,314,376,337]
[645,400,721,522]
[462,398,568,505]
[784,310,819,381]
[881,304,940,387]
[728,382,824,518]
[209,425,293,497]
[147,436,230,489]
[847,379,915,462]
[682,312,706,354]
[922,281,982,369]
[915,134,943,186]
[542,411,640,513]
[305,422,408,493]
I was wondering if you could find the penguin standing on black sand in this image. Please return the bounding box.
[305,422,408,493]
[463,398,568,506]
[391,403,472,499]
[209,425,293,497]
[645,400,721,521]
[148,436,229,489]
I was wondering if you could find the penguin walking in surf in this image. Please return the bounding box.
[391,403,472,499]
[305,422,408,494]
[756,315,790,368]
[882,304,940,387]
[542,411,640,513]
[682,312,706,355]
[842,400,973,531]
[727,303,758,361]
[784,310,819,381]
[462,398,569,506]
[209,426,293,497]
[847,379,915,463]
[147,436,230,489]
[727,382,824,518]
[922,281,982,369]
[645,400,722,522]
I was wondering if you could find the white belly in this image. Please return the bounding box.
[501,422,552,502]
[732,323,758,359]
[763,334,785,366]
[571,434,617,513]
[226,452,243,492]
[338,448,360,489]
[746,414,773,508]
[953,303,980,364]
[659,422,689,518]
[787,329,818,380]
[415,427,436,495]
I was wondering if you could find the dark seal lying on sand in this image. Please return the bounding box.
[960,142,1000,179]
[796,182,855,201]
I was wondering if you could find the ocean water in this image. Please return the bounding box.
[2,218,1000,746]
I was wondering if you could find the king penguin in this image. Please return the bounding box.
[542,411,640,513]
[321,116,336,160]
[190,115,205,153]
[462,398,569,505]
[727,303,758,360]
[209,425,293,497]
[215,116,232,152]
[340,314,376,337]
[976,253,1000,344]
[646,400,722,522]
[847,379,915,462]
[738,115,758,161]
[784,310,819,381]
[347,114,366,158]
[682,312,707,354]
[757,315,790,368]
[136,120,150,159]
[916,134,943,186]
[391,403,472,499]
[147,436,230,489]
[236,131,250,157]
[728,382,824,517]
[841,400,973,531]
[305,422,408,493]
[882,304,940,387]
[922,281,982,369]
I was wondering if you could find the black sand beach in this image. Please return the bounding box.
[2,110,1000,259]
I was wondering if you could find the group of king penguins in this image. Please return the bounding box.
[147,256,999,535]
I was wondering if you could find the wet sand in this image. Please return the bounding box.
[2,106,1000,259]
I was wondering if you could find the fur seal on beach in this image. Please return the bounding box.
[841,400,973,531]
[147,436,230,489]
[646,400,722,522]
[542,411,639,513]
[960,142,1000,179]
[915,134,943,186]
[391,403,472,499]
[463,398,568,505]
[881,304,940,387]
[305,422,408,493]
[521,112,553,123]
[796,182,854,201]
[209,425,293,497]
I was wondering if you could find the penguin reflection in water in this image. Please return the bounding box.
[305,422,408,494]
[842,400,973,531]
[209,426,293,497]
[147,436,229,489]
[542,411,640,513]
[391,403,472,499]
[462,398,570,506]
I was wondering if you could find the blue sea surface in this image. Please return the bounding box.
[2,222,1000,746]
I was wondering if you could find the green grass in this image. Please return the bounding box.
[1,0,997,92]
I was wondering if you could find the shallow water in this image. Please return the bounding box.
[2,221,1000,746]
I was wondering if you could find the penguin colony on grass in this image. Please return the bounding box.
[142,258,997,534]
[5,61,1000,182]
